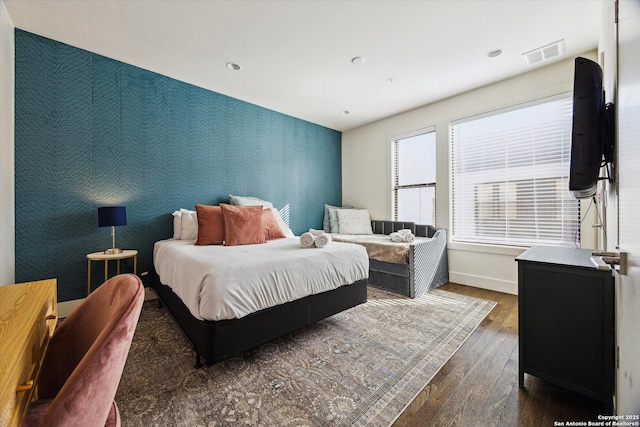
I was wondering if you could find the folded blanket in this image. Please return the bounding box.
[314,233,332,248]
[300,232,316,248]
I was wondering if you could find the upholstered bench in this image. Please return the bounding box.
[338,220,449,298]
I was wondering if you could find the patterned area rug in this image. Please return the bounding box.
[116,287,496,426]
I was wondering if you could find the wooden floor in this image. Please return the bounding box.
[394,282,604,427]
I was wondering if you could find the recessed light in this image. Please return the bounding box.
[226,62,241,71]
[351,56,365,65]
[340,110,350,115]
[387,77,394,83]
[488,49,502,58]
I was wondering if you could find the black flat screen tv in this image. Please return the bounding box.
[569,57,604,199]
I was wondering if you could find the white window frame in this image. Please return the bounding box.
[449,93,580,248]
[391,127,436,224]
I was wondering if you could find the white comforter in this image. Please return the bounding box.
[153,238,369,321]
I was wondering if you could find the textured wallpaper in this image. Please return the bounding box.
[14,30,342,301]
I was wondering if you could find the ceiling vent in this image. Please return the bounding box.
[522,40,565,66]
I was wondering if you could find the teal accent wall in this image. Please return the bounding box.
[14,30,342,302]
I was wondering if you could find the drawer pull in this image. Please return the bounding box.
[45,314,57,320]
[16,380,34,393]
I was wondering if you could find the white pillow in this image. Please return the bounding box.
[229,194,273,209]
[337,208,373,235]
[180,208,198,240]
[172,210,182,239]
[328,206,344,233]
[271,208,295,238]
[324,204,351,233]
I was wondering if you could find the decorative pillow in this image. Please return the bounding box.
[337,208,373,235]
[328,206,352,233]
[262,208,287,240]
[195,204,225,245]
[220,204,266,246]
[328,207,340,232]
[272,208,295,238]
[172,210,182,239]
[323,204,337,232]
[322,204,351,233]
[229,194,273,209]
[180,208,198,240]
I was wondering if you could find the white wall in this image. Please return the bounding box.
[600,0,617,252]
[0,0,15,286]
[342,52,598,295]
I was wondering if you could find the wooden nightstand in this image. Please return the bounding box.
[87,250,138,295]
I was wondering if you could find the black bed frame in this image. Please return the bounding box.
[151,273,368,367]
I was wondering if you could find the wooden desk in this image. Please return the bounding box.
[0,279,57,427]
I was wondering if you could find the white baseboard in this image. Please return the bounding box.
[57,299,82,319]
[57,286,159,318]
[448,272,517,295]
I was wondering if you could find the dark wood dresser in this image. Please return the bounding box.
[516,246,614,413]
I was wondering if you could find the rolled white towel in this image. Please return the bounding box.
[390,231,415,243]
[300,232,316,248]
[390,232,403,242]
[398,229,412,236]
[315,233,331,248]
[309,229,325,236]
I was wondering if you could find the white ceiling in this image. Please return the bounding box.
[4,0,602,132]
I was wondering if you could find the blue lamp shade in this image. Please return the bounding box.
[98,206,127,254]
[98,206,127,227]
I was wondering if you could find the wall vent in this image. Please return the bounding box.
[522,40,565,66]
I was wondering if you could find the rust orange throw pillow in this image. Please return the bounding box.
[220,204,266,246]
[262,208,286,240]
[195,204,225,245]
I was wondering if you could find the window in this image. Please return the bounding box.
[392,129,436,224]
[450,95,579,247]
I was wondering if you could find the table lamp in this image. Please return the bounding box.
[98,206,127,254]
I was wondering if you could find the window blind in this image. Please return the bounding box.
[450,95,579,247]
[392,130,436,224]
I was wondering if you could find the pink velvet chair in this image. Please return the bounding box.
[23,273,144,427]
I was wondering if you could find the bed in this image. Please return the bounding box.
[152,237,369,367]
[333,220,448,298]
